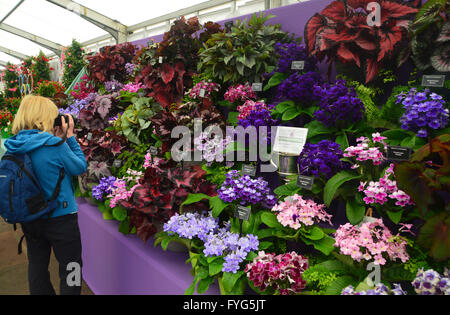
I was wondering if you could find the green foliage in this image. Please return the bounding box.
[115,142,150,178]
[114,96,162,145]
[3,63,20,98]
[198,13,292,84]
[63,39,86,88]
[303,268,339,295]
[32,51,51,83]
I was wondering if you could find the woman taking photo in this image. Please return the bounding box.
[4,95,87,295]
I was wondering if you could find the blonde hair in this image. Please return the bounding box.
[12,95,59,135]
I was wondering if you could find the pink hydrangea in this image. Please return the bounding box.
[334,219,410,265]
[359,163,414,207]
[224,83,257,103]
[245,251,308,295]
[189,80,220,99]
[344,133,388,166]
[237,100,270,120]
[271,194,332,229]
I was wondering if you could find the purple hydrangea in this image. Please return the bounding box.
[164,212,259,273]
[298,140,348,179]
[273,42,318,75]
[237,104,279,147]
[313,80,365,128]
[92,176,117,201]
[276,71,323,103]
[104,80,124,93]
[396,88,448,138]
[218,170,277,208]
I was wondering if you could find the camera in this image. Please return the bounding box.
[54,114,77,128]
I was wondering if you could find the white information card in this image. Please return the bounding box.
[272,126,308,155]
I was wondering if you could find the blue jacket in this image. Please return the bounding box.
[5,130,87,218]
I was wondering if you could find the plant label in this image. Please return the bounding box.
[291,61,305,70]
[86,132,92,141]
[273,126,309,155]
[242,164,257,177]
[235,205,251,221]
[159,56,163,64]
[252,83,263,92]
[113,160,122,168]
[296,175,314,190]
[149,146,158,155]
[387,146,411,161]
[421,75,445,87]
[225,21,233,32]
[199,89,206,98]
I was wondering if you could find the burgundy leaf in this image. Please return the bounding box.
[364,57,379,83]
[161,63,175,84]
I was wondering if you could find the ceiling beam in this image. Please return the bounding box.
[0,23,64,56]
[0,60,9,67]
[0,45,29,60]
[0,0,25,24]
[46,0,128,43]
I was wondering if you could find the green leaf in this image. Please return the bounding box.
[417,212,450,261]
[260,211,283,229]
[102,210,114,220]
[275,100,294,113]
[264,72,287,91]
[305,120,332,139]
[324,276,355,295]
[282,108,300,121]
[303,226,325,241]
[209,260,224,276]
[196,265,209,280]
[112,207,128,222]
[210,195,228,218]
[274,181,299,196]
[118,218,131,235]
[386,210,404,224]
[181,193,211,210]
[197,278,214,294]
[258,241,273,250]
[185,276,200,295]
[324,171,362,207]
[346,199,366,225]
[222,271,244,293]
[300,234,336,256]
[227,111,239,125]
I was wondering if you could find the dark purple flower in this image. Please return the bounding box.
[276,71,323,103]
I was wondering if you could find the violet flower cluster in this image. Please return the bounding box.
[218,170,277,208]
[164,212,259,273]
[396,88,448,138]
[334,218,409,265]
[194,131,233,166]
[358,163,414,207]
[245,251,309,295]
[224,83,257,103]
[276,71,323,103]
[237,100,271,120]
[273,42,318,74]
[298,140,347,179]
[92,176,117,201]
[61,92,98,117]
[125,62,135,76]
[189,80,220,99]
[313,80,365,128]
[341,283,406,295]
[104,80,124,93]
[412,268,450,295]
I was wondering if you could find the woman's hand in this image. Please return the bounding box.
[53,115,75,139]
[66,114,75,138]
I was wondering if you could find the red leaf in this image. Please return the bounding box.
[337,43,361,67]
[377,26,404,62]
[380,0,418,22]
[355,37,377,51]
[321,1,347,22]
[304,13,328,54]
[365,58,379,83]
[174,61,186,78]
[160,63,175,84]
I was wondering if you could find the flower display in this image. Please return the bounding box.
[218,170,277,208]
[164,211,259,273]
[359,163,414,207]
[92,176,117,201]
[313,80,365,128]
[237,103,279,146]
[396,88,449,138]
[194,131,233,166]
[189,80,220,99]
[276,71,323,103]
[237,100,271,120]
[341,283,407,295]
[412,268,450,295]
[121,82,144,93]
[298,140,347,179]
[245,251,309,295]
[343,133,387,167]
[271,194,332,229]
[108,178,140,209]
[272,42,318,74]
[334,218,409,265]
[224,83,257,103]
[104,80,124,92]
[70,75,95,100]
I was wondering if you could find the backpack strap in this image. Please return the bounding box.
[1,155,41,191]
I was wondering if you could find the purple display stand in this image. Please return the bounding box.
[79,0,333,295]
[77,198,220,295]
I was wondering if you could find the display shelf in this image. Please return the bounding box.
[77,198,220,295]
